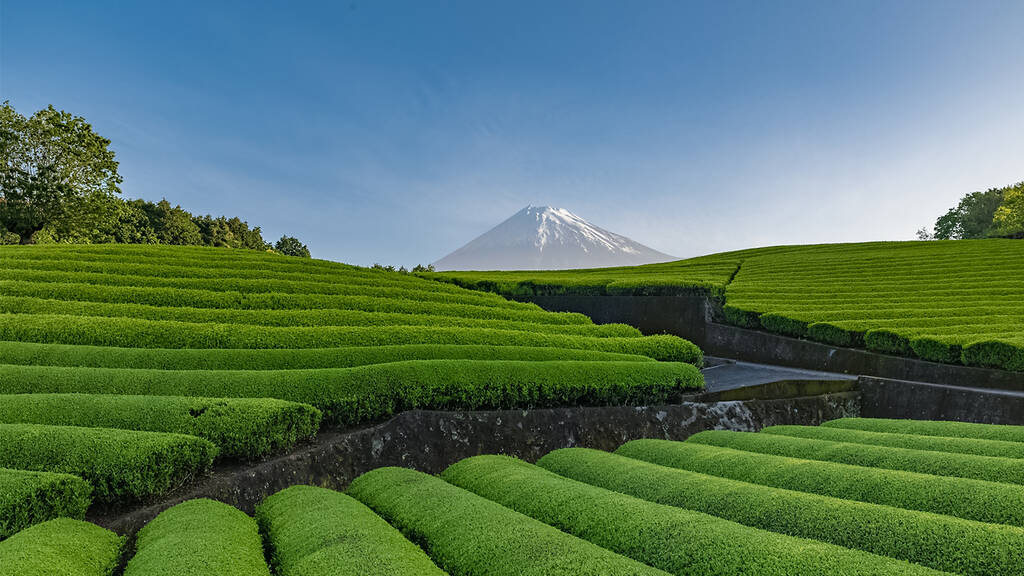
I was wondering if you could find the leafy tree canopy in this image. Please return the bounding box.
[274,235,311,258]
[932,188,1005,240]
[992,183,1024,238]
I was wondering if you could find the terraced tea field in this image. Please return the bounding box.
[0,244,703,542]
[5,417,1024,575]
[428,239,1024,372]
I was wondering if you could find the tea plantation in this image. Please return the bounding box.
[6,417,1024,575]
[427,239,1024,372]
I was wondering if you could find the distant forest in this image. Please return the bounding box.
[1,102,310,257]
[920,181,1024,241]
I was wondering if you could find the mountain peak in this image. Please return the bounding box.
[434,206,675,271]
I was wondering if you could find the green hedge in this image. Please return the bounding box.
[0,361,704,427]
[0,314,700,363]
[0,295,639,337]
[256,485,444,576]
[687,429,1024,485]
[0,341,655,370]
[825,417,1024,443]
[0,518,124,576]
[0,468,92,539]
[0,394,321,460]
[763,424,1024,459]
[0,424,216,503]
[442,455,942,576]
[617,438,1024,526]
[346,466,669,576]
[124,499,269,576]
[539,447,1024,576]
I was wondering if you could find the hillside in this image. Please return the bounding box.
[426,239,1024,372]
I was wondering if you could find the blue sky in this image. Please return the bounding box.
[2,1,1023,264]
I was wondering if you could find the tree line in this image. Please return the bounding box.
[0,102,310,257]
[919,182,1024,240]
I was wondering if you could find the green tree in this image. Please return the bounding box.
[991,183,1024,238]
[147,199,202,245]
[0,102,122,244]
[275,235,310,258]
[932,189,1005,240]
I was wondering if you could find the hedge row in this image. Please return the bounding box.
[763,424,1024,459]
[0,394,321,460]
[123,499,270,576]
[539,447,1024,576]
[0,314,700,363]
[0,518,124,576]
[0,424,216,502]
[346,466,668,576]
[617,438,1024,526]
[0,468,92,540]
[0,361,704,426]
[0,295,638,337]
[825,417,1024,444]
[256,485,444,576]
[687,429,1024,486]
[0,341,655,370]
[442,455,942,576]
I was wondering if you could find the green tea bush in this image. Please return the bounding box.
[617,438,1024,526]
[256,485,444,575]
[763,424,1024,459]
[0,314,700,363]
[123,499,270,576]
[0,394,321,460]
[824,417,1024,443]
[0,341,655,370]
[687,429,1024,485]
[442,455,943,576]
[0,518,124,576]
[0,424,216,502]
[0,468,92,539]
[0,361,704,426]
[539,447,1024,576]
[346,466,669,576]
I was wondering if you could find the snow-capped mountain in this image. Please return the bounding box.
[433,205,676,271]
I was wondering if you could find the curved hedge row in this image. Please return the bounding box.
[763,424,1024,459]
[0,518,124,576]
[0,394,321,460]
[0,468,92,539]
[442,455,943,576]
[0,295,639,337]
[824,417,1024,443]
[0,361,704,426]
[539,447,1024,576]
[0,341,655,370]
[0,314,700,363]
[0,424,216,502]
[616,438,1024,526]
[346,466,669,576]
[256,485,445,576]
[124,499,270,576]
[687,429,1024,485]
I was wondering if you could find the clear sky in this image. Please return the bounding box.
[2,1,1022,264]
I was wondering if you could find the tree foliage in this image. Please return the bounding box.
[931,188,1005,240]
[274,235,311,258]
[991,183,1024,238]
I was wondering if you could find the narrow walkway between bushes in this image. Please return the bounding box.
[701,357,856,393]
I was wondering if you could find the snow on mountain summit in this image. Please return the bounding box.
[433,205,676,271]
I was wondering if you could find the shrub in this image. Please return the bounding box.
[687,429,1024,486]
[0,394,321,460]
[539,447,1024,576]
[763,424,1024,459]
[0,361,704,427]
[824,417,1024,443]
[346,466,668,576]
[618,437,1024,526]
[0,341,655,370]
[0,518,124,576]
[256,485,444,575]
[123,499,270,576]
[0,424,216,503]
[442,455,943,576]
[0,468,92,539]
